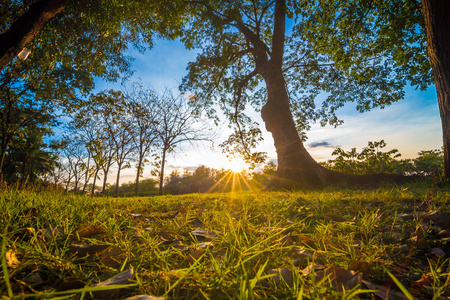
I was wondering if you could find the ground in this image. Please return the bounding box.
[1,182,449,299]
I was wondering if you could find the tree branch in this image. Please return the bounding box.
[0,0,69,70]
[271,0,285,67]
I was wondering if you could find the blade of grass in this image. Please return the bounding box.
[1,226,13,299]
[385,268,414,300]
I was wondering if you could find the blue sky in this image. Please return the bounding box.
[95,38,442,183]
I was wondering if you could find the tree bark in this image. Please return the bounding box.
[261,67,328,188]
[0,0,68,70]
[91,168,99,196]
[135,156,143,196]
[159,148,167,195]
[421,0,450,179]
[115,163,122,196]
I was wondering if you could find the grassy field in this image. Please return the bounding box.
[1,182,449,299]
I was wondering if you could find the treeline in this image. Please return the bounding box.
[53,85,210,196]
[164,164,277,194]
[323,140,443,177]
[1,80,211,195]
[163,141,443,195]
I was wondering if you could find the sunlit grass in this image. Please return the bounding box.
[1,184,449,299]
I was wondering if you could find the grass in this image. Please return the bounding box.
[0,182,449,299]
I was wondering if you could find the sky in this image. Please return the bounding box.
[94,38,443,184]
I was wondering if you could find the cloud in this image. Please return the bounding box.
[308,141,336,149]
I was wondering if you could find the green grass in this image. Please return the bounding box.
[1,183,449,299]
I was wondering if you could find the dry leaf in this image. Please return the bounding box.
[5,249,20,268]
[124,296,165,300]
[90,268,133,298]
[100,247,123,268]
[431,247,446,257]
[74,225,106,238]
[301,262,325,276]
[348,260,371,277]
[277,234,294,246]
[188,217,203,227]
[426,211,450,229]
[23,273,44,286]
[299,235,315,247]
[39,227,65,240]
[362,280,409,300]
[268,268,293,287]
[56,280,86,291]
[191,228,219,239]
[315,266,362,291]
[325,212,346,222]
[185,249,205,265]
[68,244,110,257]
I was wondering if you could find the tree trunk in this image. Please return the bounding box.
[115,164,122,196]
[91,168,99,196]
[159,149,167,195]
[101,157,113,194]
[135,156,143,196]
[421,0,450,179]
[261,67,327,188]
[0,0,68,70]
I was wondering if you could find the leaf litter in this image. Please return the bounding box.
[2,187,450,298]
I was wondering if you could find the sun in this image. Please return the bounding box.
[225,158,248,173]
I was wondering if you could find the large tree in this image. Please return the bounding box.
[301,0,450,180]
[177,0,412,188]
[421,0,450,178]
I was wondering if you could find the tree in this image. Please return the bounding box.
[323,140,413,175]
[0,0,68,70]
[0,0,164,73]
[300,0,450,180]
[154,91,212,195]
[177,0,412,188]
[421,0,450,178]
[2,124,59,184]
[125,83,159,196]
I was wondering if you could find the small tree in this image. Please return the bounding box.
[125,83,160,196]
[154,90,212,195]
[324,140,413,175]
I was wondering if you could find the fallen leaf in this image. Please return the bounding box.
[362,280,409,300]
[90,268,133,298]
[431,247,446,257]
[185,249,205,265]
[426,211,450,229]
[177,207,188,216]
[68,244,110,257]
[197,242,213,249]
[5,249,20,268]
[74,225,106,238]
[348,260,371,277]
[267,268,293,287]
[315,266,362,291]
[190,228,219,239]
[277,234,293,246]
[325,212,346,222]
[301,262,325,276]
[56,280,86,291]
[299,235,314,246]
[124,296,165,300]
[187,217,203,227]
[39,227,65,240]
[100,247,123,268]
[18,207,39,218]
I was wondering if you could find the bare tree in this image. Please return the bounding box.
[154,90,212,195]
[125,83,160,196]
